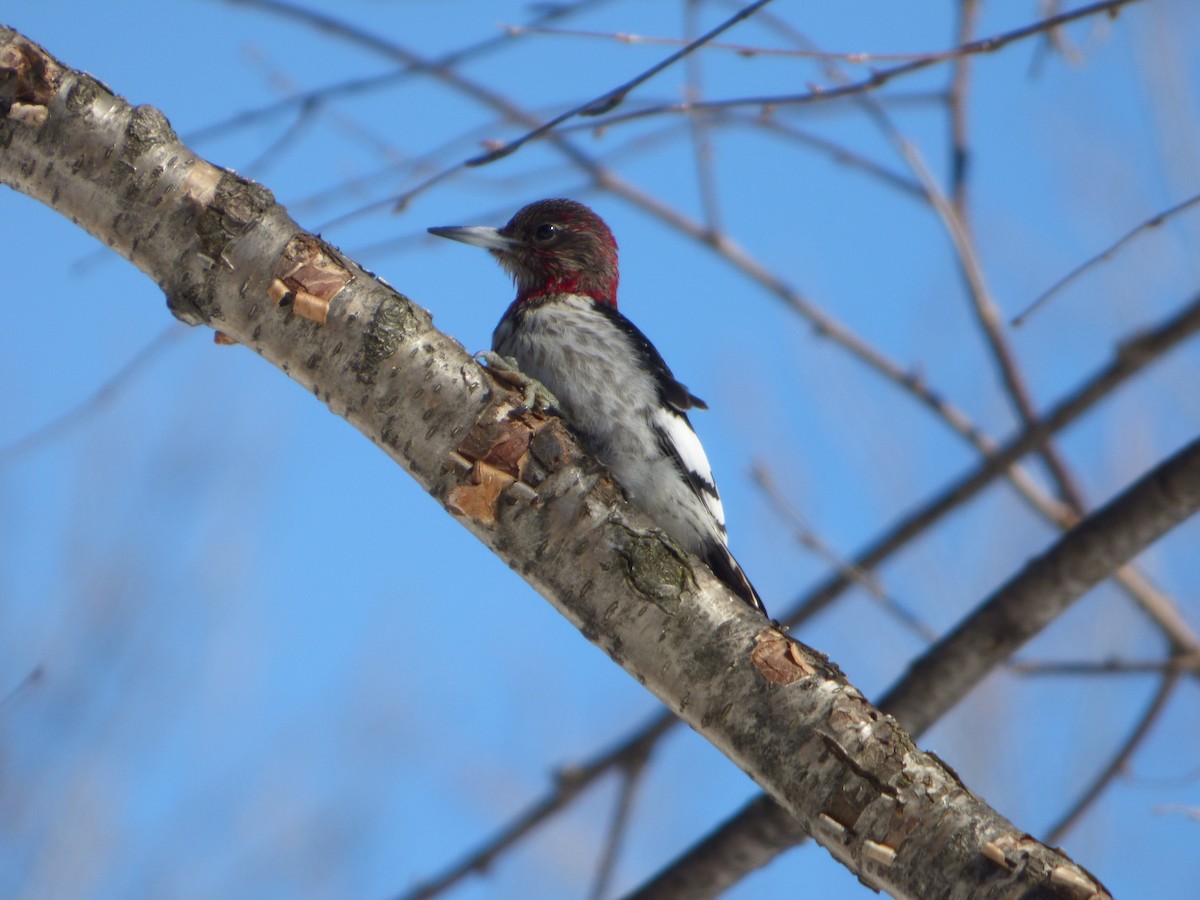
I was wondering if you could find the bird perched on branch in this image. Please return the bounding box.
[429,199,765,615]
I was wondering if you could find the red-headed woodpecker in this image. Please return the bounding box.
[430,199,765,614]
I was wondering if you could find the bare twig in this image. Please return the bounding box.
[751,117,926,198]
[1030,0,1085,73]
[830,1,1089,516]
[0,326,185,467]
[239,96,319,176]
[1154,804,1200,820]
[684,0,723,233]
[947,0,978,203]
[503,25,960,63]
[916,176,1094,512]
[933,0,1090,512]
[200,0,611,142]
[581,0,1147,132]
[1044,671,1182,843]
[725,5,1096,532]
[785,292,1200,627]
[396,713,676,900]
[466,0,776,166]
[1,666,45,707]
[1014,191,1200,326]
[1109,563,1200,654]
[750,463,939,643]
[625,794,795,900]
[588,746,653,900]
[1012,656,1200,676]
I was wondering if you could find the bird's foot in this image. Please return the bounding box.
[476,351,559,413]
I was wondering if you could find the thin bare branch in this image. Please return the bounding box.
[1154,804,1200,820]
[1014,191,1200,326]
[198,0,610,142]
[580,0,1147,132]
[834,7,1088,515]
[1044,671,1182,843]
[750,463,939,643]
[1,666,45,707]
[684,0,723,233]
[947,0,979,203]
[503,25,962,63]
[1030,0,1085,73]
[240,96,319,176]
[752,117,927,198]
[1110,563,1200,654]
[588,747,653,900]
[397,713,676,900]
[466,0,776,166]
[625,794,794,900]
[923,0,1090,512]
[1011,657,1200,676]
[0,326,185,467]
[785,292,1200,627]
[710,6,1095,534]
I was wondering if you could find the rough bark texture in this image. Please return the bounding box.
[0,27,1114,900]
[631,434,1200,897]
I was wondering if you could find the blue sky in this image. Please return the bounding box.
[2,2,1199,898]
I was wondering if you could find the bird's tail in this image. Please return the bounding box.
[703,543,767,615]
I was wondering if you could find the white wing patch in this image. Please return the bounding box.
[651,405,727,537]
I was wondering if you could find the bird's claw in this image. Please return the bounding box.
[476,351,559,413]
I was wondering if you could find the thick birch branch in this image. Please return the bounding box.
[632,434,1200,898]
[0,27,1113,900]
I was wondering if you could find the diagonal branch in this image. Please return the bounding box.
[0,325,184,466]
[589,745,653,900]
[785,292,1200,626]
[845,4,1088,514]
[577,0,1147,132]
[402,291,1200,899]
[880,434,1200,730]
[1015,190,1200,326]
[465,0,775,165]
[202,0,612,142]
[398,713,676,900]
[1044,670,1182,842]
[630,433,1200,898]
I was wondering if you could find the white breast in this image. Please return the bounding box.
[493,294,727,553]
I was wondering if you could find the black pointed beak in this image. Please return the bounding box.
[427,224,520,252]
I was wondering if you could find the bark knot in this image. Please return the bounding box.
[0,37,61,116]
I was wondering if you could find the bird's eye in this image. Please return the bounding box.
[534,223,559,242]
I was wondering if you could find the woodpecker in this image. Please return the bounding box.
[429,199,765,615]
